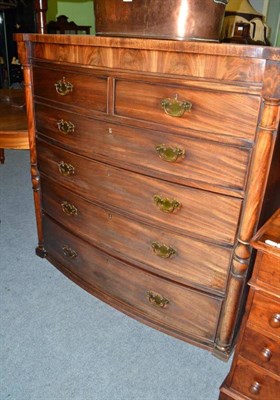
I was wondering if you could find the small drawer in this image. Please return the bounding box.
[253,252,280,291]
[33,66,108,114]
[35,103,250,194]
[239,327,280,375]
[41,178,232,294]
[37,139,242,245]
[248,291,280,339]
[231,358,280,399]
[114,79,260,140]
[42,216,223,344]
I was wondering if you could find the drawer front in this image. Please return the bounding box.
[33,66,108,113]
[37,140,242,245]
[248,291,280,339]
[42,215,222,343]
[114,80,260,140]
[231,358,280,399]
[41,178,232,293]
[254,252,280,290]
[35,103,250,193]
[239,327,280,375]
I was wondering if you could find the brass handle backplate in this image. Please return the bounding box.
[155,144,185,163]
[58,161,75,176]
[62,245,78,259]
[151,242,176,259]
[161,94,192,117]
[269,313,280,328]
[146,291,170,308]
[153,194,181,213]
[249,381,261,395]
[61,201,78,216]
[55,77,74,96]
[57,119,75,134]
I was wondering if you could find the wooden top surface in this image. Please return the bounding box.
[14,33,280,61]
[0,89,27,133]
[251,209,280,256]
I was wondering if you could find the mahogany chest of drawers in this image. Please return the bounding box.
[15,34,280,359]
[219,209,280,399]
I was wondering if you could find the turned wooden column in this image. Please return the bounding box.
[34,0,48,34]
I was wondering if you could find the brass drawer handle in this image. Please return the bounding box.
[62,245,78,259]
[151,242,176,259]
[146,291,170,308]
[269,313,280,328]
[58,161,75,176]
[161,94,192,117]
[249,381,261,395]
[153,194,181,213]
[61,201,78,216]
[155,144,185,163]
[260,347,272,362]
[55,77,74,96]
[57,119,75,134]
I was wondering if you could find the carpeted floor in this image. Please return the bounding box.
[0,149,230,400]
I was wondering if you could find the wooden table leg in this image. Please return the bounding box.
[0,148,5,164]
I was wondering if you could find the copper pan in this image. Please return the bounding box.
[94,0,228,42]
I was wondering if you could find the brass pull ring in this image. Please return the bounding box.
[58,161,75,176]
[57,119,75,134]
[61,201,78,216]
[146,291,170,308]
[62,245,78,259]
[55,77,74,96]
[151,242,176,259]
[153,194,181,213]
[269,313,280,328]
[155,144,185,162]
[161,94,192,117]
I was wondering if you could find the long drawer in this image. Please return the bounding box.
[37,139,242,245]
[114,79,260,140]
[33,66,108,113]
[42,215,223,344]
[35,103,250,193]
[41,177,232,294]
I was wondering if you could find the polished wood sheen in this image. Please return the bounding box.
[219,209,280,399]
[15,34,280,359]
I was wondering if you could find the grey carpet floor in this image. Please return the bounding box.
[0,150,230,400]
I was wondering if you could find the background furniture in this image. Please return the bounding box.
[15,34,280,360]
[47,15,90,35]
[0,88,28,163]
[219,209,280,399]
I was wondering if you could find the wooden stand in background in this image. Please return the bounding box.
[219,209,280,399]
